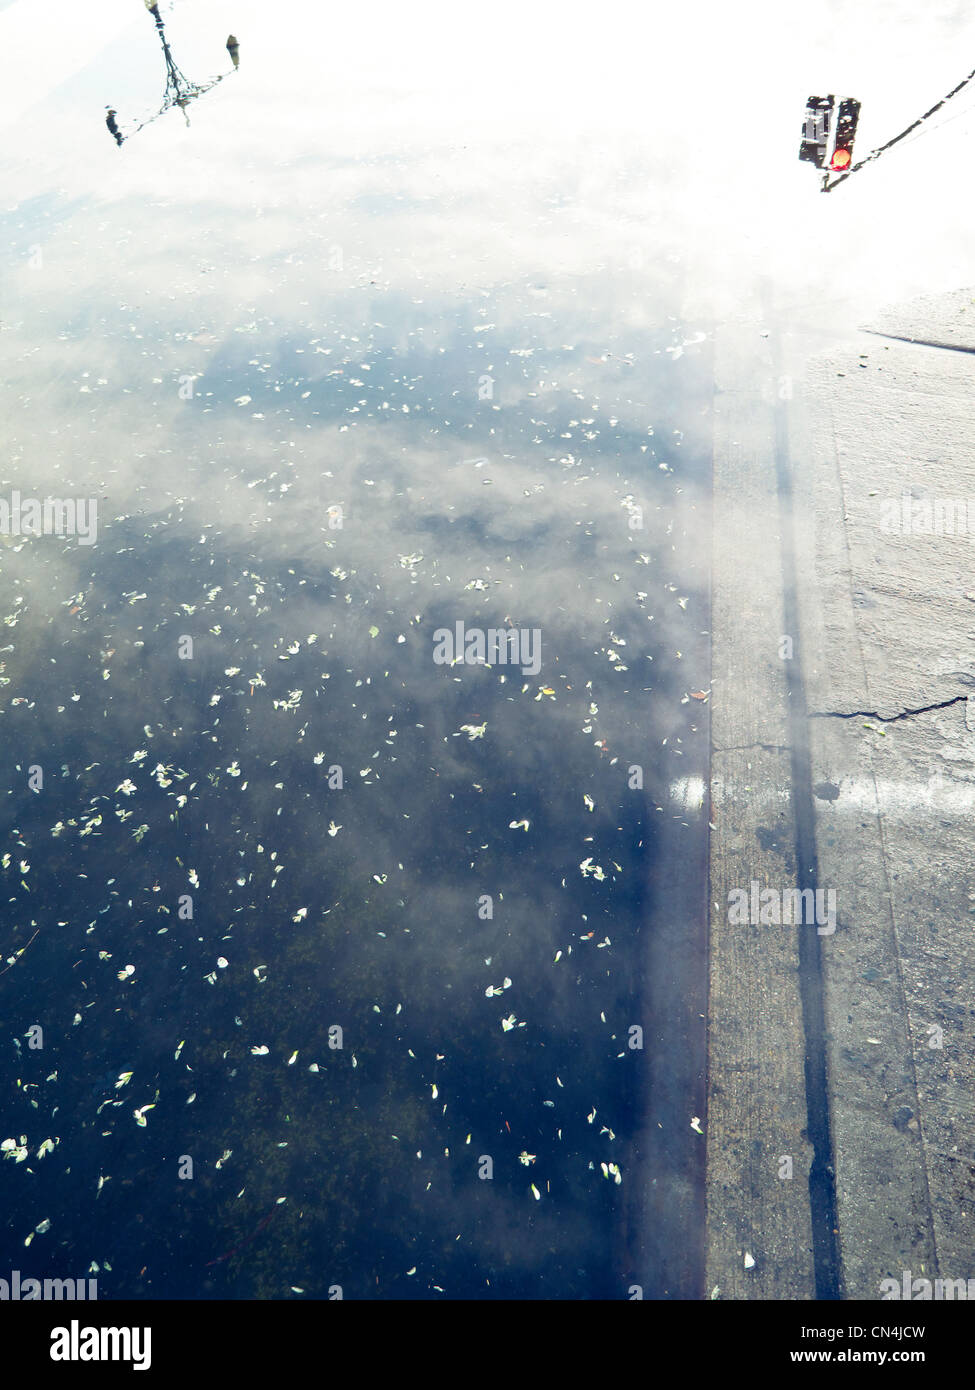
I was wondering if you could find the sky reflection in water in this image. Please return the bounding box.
[2,0,971,1299]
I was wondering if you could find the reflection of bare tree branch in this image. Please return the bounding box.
[106,2,239,146]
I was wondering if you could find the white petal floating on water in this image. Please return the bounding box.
[579,858,606,881]
[458,722,487,741]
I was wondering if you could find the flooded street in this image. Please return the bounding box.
[2,0,713,1298]
[3,0,972,1314]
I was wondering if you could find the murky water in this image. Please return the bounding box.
[1,0,716,1299]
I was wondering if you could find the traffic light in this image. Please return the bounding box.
[829,97,861,171]
[799,95,834,167]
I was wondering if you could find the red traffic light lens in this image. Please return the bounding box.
[831,147,851,169]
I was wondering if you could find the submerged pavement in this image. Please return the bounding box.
[708,285,975,1299]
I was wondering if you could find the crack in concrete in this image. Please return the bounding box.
[712,742,791,754]
[809,695,968,723]
[860,328,975,356]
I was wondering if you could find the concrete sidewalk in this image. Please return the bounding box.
[708,286,975,1300]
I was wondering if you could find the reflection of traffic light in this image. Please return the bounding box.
[799,95,833,167]
[830,97,861,170]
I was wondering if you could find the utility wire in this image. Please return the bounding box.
[823,60,975,191]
